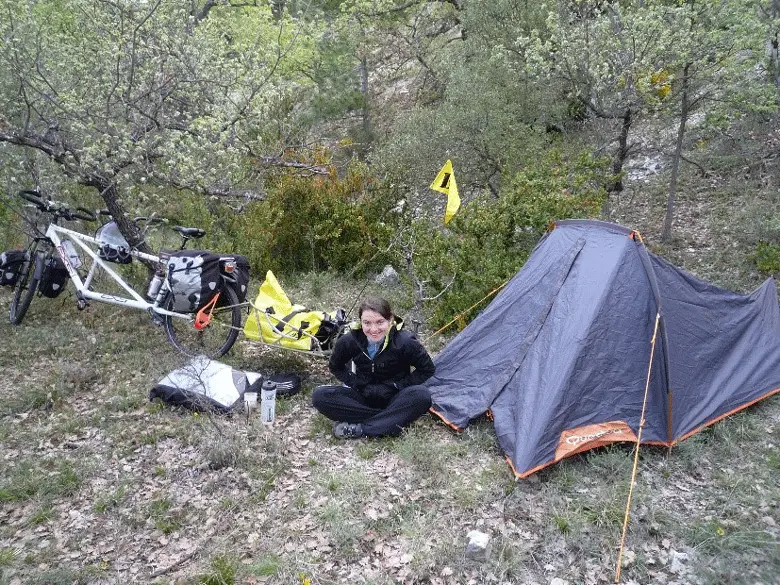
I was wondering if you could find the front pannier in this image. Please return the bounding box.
[95,221,132,264]
[0,250,26,287]
[166,250,222,313]
[39,256,69,298]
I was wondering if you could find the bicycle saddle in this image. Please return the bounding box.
[172,226,206,239]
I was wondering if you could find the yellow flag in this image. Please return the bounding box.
[429,159,461,224]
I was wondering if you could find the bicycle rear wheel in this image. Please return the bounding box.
[163,284,242,358]
[9,246,40,325]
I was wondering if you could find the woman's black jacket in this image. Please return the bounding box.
[328,322,435,391]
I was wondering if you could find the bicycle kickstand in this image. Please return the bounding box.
[148,307,165,327]
[76,292,89,311]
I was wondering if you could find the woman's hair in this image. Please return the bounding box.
[358,297,393,320]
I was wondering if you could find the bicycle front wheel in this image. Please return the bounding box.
[163,284,242,358]
[9,247,40,325]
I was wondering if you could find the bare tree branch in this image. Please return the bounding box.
[194,0,260,23]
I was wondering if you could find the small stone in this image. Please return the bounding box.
[465,530,490,561]
[670,551,689,574]
[375,265,399,285]
[621,550,636,567]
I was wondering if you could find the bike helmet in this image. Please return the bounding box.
[95,221,132,264]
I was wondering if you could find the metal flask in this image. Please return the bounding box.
[260,379,277,424]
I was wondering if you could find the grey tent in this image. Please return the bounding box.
[427,219,780,478]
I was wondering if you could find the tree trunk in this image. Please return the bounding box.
[662,63,690,244]
[769,0,780,89]
[602,107,632,217]
[358,54,372,159]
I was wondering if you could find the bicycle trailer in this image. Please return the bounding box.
[243,270,345,353]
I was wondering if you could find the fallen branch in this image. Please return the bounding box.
[150,549,199,578]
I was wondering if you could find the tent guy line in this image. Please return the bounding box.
[616,311,661,584]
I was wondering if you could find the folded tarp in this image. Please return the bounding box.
[150,355,262,413]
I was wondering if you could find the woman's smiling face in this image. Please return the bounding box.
[361,309,390,343]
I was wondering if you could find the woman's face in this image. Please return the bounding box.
[360,309,391,343]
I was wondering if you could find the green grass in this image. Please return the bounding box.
[93,483,128,513]
[1,257,779,585]
[0,458,86,503]
[245,554,281,577]
[192,553,239,585]
[148,495,186,535]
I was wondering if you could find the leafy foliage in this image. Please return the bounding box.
[752,241,780,275]
[241,162,396,274]
[406,150,609,327]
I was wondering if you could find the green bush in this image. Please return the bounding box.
[241,162,395,274]
[142,161,396,279]
[752,241,780,275]
[411,150,609,328]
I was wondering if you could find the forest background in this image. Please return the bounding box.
[2,0,779,324]
[0,1,779,585]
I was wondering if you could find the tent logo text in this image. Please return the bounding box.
[555,422,638,460]
[566,427,628,445]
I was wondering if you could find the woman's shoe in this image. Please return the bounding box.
[333,422,364,439]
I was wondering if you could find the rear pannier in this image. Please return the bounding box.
[166,250,222,313]
[232,255,251,304]
[0,250,26,287]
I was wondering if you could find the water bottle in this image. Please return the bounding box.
[146,271,164,300]
[244,391,258,418]
[260,379,277,423]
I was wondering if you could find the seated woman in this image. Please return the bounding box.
[312,297,435,439]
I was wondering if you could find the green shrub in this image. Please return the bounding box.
[752,241,780,274]
[243,162,395,274]
[410,150,609,328]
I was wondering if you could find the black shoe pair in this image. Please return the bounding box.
[332,421,364,439]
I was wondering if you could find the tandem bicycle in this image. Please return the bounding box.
[8,190,244,357]
[5,190,351,359]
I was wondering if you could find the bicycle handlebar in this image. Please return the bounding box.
[18,190,48,209]
[17,190,96,222]
[71,207,97,222]
[134,216,167,226]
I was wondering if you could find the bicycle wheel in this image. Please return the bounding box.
[163,284,242,358]
[9,245,41,325]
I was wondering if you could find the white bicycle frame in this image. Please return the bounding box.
[44,223,190,321]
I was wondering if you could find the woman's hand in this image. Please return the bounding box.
[361,383,397,402]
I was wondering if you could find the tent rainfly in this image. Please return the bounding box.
[426,219,780,478]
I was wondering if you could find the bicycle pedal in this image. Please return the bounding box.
[149,309,164,327]
[76,299,89,311]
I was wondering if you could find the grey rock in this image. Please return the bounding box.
[670,551,689,574]
[375,264,400,285]
[465,530,490,561]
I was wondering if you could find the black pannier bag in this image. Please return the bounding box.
[39,256,69,298]
[167,250,222,313]
[232,255,251,303]
[245,372,301,398]
[0,250,26,287]
[266,373,302,398]
[315,308,347,350]
[95,221,132,264]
